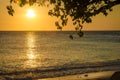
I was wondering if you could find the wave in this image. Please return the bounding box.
[0,59,120,79]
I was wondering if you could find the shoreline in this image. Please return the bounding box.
[40,71,120,80]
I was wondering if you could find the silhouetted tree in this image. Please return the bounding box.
[7,0,120,37]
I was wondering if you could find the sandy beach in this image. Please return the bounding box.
[40,71,120,80]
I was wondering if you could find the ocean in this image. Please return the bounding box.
[0,31,120,79]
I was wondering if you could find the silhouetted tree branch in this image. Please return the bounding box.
[7,0,120,37]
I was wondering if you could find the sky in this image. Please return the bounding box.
[0,0,120,31]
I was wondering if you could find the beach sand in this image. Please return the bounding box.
[40,71,120,80]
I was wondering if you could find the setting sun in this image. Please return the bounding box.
[26,9,36,18]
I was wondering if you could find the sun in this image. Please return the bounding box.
[26,9,36,18]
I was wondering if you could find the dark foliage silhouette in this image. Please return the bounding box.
[7,0,120,37]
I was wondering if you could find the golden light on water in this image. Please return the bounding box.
[27,32,36,60]
[25,32,38,68]
[27,52,36,60]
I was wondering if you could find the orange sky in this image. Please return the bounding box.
[0,0,120,31]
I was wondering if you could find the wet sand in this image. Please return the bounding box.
[40,71,120,80]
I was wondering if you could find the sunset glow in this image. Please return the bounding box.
[0,0,120,31]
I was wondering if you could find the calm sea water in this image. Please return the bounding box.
[0,31,120,79]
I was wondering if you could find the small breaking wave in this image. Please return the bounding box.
[0,59,120,80]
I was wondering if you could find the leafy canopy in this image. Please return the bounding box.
[7,0,120,37]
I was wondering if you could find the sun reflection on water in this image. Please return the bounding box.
[27,53,36,60]
[25,32,38,68]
